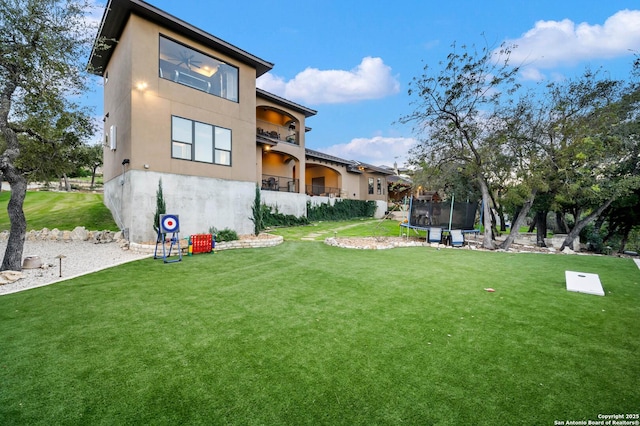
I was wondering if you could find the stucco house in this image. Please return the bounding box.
[89,0,391,242]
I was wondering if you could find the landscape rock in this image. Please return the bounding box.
[70,226,89,241]
[0,270,25,284]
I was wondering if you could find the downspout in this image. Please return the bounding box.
[121,158,130,241]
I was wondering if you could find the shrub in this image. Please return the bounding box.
[153,179,166,235]
[262,204,309,227]
[307,199,376,221]
[250,184,264,236]
[209,226,238,242]
[581,223,604,253]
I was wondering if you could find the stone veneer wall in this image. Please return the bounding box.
[0,227,124,244]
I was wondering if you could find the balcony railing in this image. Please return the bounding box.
[305,185,341,197]
[261,175,299,192]
[257,119,299,145]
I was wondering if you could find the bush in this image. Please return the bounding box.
[262,204,309,227]
[209,227,238,242]
[581,223,604,253]
[250,184,264,236]
[307,199,376,221]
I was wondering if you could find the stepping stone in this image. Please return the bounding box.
[565,271,605,296]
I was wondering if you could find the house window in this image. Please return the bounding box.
[159,35,239,102]
[377,178,382,195]
[368,177,374,195]
[171,116,231,166]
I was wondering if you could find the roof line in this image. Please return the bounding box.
[89,0,274,76]
[257,88,317,118]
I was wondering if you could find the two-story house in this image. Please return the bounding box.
[90,0,391,242]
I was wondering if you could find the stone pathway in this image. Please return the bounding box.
[300,221,380,241]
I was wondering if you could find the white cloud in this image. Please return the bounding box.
[320,136,417,168]
[257,57,400,105]
[503,9,640,79]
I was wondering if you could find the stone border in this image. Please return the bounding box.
[129,234,283,254]
[325,237,447,250]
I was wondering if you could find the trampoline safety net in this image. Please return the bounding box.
[409,200,478,230]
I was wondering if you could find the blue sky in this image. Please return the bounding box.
[86,0,640,167]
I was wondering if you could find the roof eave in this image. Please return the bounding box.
[89,0,274,77]
[257,88,317,118]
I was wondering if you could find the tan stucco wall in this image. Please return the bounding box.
[103,14,258,185]
[102,18,134,183]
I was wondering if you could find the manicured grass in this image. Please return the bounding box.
[1,242,638,425]
[0,191,118,231]
[269,218,409,241]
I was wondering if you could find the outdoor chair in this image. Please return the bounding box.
[428,227,442,244]
[450,229,464,247]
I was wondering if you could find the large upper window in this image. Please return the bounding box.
[159,36,238,102]
[171,116,231,166]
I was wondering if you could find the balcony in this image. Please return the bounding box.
[305,184,341,197]
[257,119,299,145]
[261,174,299,192]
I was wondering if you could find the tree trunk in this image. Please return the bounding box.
[500,189,537,250]
[1,177,27,271]
[555,211,568,234]
[0,81,27,271]
[63,173,70,191]
[535,210,548,247]
[618,223,632,253]
[90,166,97,189]
[478,176,495,249]
[488,189,506,233]
[560,198,616,251]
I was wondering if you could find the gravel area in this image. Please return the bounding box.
[0,240,150,295]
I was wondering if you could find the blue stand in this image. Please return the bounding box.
[154,229,182,263]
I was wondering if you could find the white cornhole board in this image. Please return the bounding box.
[565,271,605,296]
[634,259,640,270]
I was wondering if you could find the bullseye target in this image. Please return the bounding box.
[160,214,180,233]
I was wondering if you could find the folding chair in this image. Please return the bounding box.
[450,229,464,247]
[428,227,442,244]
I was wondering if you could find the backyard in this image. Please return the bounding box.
[1,235,639,425]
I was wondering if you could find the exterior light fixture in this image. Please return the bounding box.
[135,81,148,91]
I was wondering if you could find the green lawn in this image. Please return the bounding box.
[0,191,118,231]
[1,242,638,425]
[268,218,412,241]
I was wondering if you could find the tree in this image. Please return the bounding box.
[79,143,103,189]
[153,179,167,236]
[400,41,521,249]
[0,0,97,270]
[547,73,640,251]
[250,184,264,236]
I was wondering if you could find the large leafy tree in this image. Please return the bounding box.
[0,0,98,270]
[400,41,521,249]
[541,71,640,250]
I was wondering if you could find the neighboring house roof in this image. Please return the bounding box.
[257,88,317,118]
[305,149,394,176]
[352,161,395,175]
[387,175,412,185]
[306,148,354,167]
[88,0,274,77]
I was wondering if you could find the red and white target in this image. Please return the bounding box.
[160,214,180,233]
